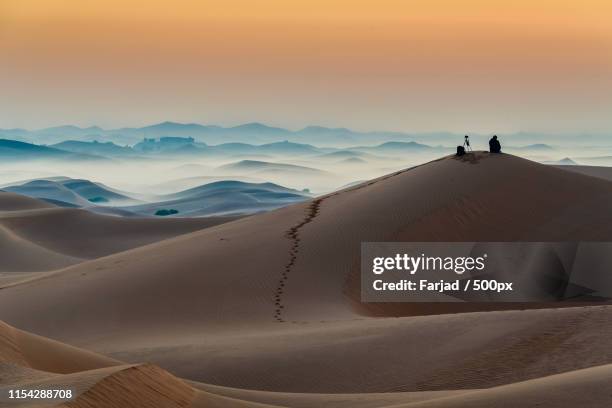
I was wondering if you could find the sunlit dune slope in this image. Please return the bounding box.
[0,321,118,373]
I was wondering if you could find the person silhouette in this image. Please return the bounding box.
[489,135,501,153]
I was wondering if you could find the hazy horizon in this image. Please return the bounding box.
[1,120,611,138]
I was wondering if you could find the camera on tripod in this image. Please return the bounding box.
[456,135,472,156]
[463,135,472,152]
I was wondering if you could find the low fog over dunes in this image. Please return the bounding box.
[2,124,610,198]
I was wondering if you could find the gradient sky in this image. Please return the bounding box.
[1,0,611,133]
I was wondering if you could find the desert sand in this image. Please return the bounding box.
[0,197,239,286]
[555,164,612,182]
[1,152,612,407]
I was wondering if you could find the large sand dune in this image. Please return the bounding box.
[555,164,612,182]
[0,194,238,283]
[2,320,612,407]
[0,321,117,373]
[0,192,55,211]
[1,153,612,406]
[0,207,238,260]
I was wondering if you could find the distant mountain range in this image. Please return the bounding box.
[2,121,602,147]
[505,144,555,151]
[130,138,323,156]
[351,141,434,154]
[0,136,450,162]
[0,139,107,161]
[52,140,135,156]
[544,157,577,165]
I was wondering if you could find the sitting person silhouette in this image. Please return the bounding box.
[489,135,501,153]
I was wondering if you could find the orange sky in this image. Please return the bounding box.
[1,0,611,133]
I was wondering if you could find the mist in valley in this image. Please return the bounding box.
[1,125,612,218]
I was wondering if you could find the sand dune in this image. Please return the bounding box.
[5,180,96,207]
[4,178,140,207]
[0,192,55,211]
[1,322,195,407]
[0,192,239,286]
[0,207,239,259]
[555,164,612,182]
[0,321,118,373]
[190,382,466,408]
[3,153,610,328]
[121,181,308,217]
[61,364,195,408]
[96,306,612,394]
[0,198,239,276]
[1,363,196,408]
[217,160,324,175]
[0,224,81,273]
[1,153,612,406]
[387,364,612,407]
[3,319,612,407]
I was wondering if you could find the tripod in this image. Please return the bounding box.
[463,135,473,152]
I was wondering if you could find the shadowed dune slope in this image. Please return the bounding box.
[0,224,81,273]
[555,164,612,182]
[2,153,612,394]
[0,194,240,273]
[0,192,55,211]
[191,363,612,408]
[190,382,466,408]
[387,364,612,408]
[101,306,612,394]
